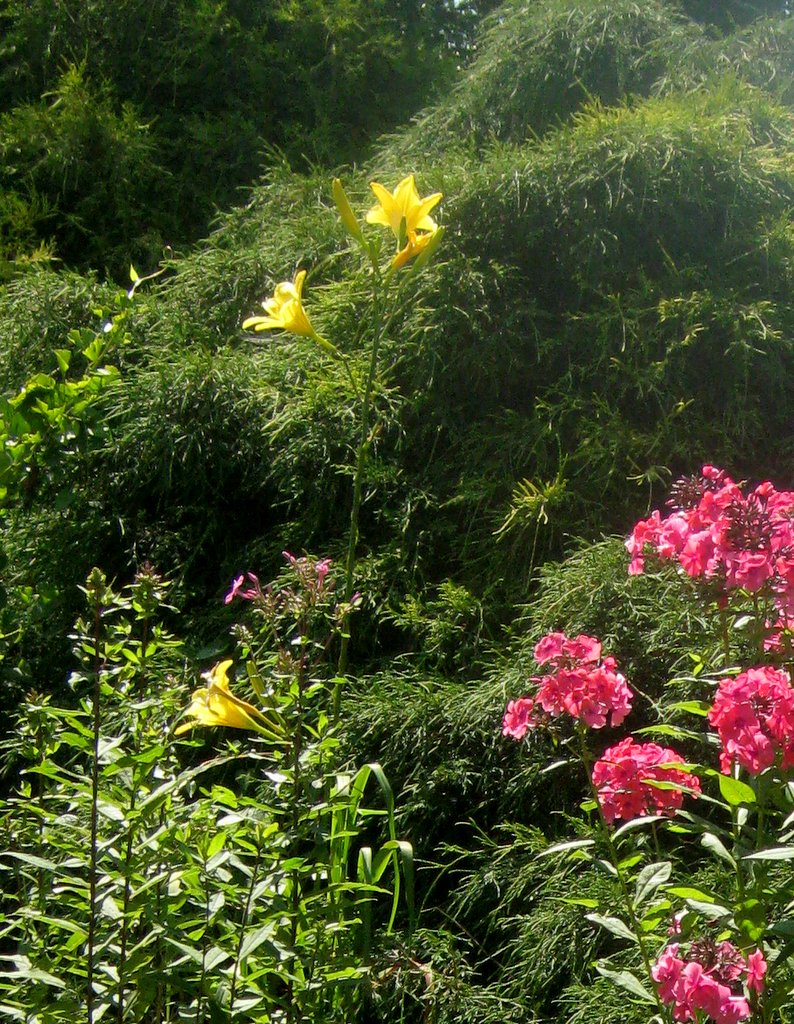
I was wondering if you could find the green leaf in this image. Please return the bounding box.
[743,846,794,861]
[100,895,122,920]
[0,956,65,989]
[701,832,736,868]
[685,899,732,921]
[239,923,277,960]
[666,886,717,902]
[585,913,638,944]
[0,851,60,872]
[164,938,229,969]
[634,861,672,908]
[735,898,766,942]
[634,724,704,742]
[668,700,711,717]
[595,964,656,1003]
[717,775,756,807]
[537,839,595,858]
[129,264,140,283]
[54,349,71,374]
[613,815,663,840]
[97,797,125,822]
[0,1003,26,1020]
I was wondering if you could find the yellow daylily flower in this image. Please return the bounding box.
[175,660,272,736]
[366,174,442,240]
[242,270,323,341]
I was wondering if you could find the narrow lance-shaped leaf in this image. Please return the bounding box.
[595,963,656,1004]
[585,913,638,944]
[634,861,672,908]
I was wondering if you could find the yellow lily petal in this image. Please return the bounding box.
[391,229,436,270]
[242,270,319,340]
[412,193,442,233]
[366,175,442,242]
[366,181,402,231]
[175,660,273,735]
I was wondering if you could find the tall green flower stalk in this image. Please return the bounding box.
[175,553,414,1022]
[243,173,445,700]
[83,569,107,1024]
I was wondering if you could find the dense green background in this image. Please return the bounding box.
[2,1,794,1021]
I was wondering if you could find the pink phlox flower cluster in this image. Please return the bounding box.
[533,632,632,729]
[626,469,794,628]
[535,657,632,729]
[534,631,602,666]
[224,572,263,604]
[592,737,701,823]
[708,665,794,774]
[502,632,633,739]
[652,939,766,1023]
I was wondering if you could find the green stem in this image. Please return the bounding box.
[286,648,306,1022]
[577,728,667,1017]
[229,844,262,1016]
[650,820,663,862]
[116,612,150,1024]
[197,853,212,1024]
[731,801,746,904]
[335,269,386,703]
[87,585,103,1024]
[752,592,764,661]
[720,604,731,668]
[35,709,47,916]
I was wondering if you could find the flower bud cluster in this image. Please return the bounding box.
[225,553,335,615]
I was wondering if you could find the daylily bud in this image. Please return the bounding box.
[332,178,365,245]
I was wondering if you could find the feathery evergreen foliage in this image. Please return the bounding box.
[3,2,794,1020]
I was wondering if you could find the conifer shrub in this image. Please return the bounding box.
[3,4,794,701]
[380,0,704,164]
[6,75,794,676]
[0,267,117,391]
[0,64,164,277]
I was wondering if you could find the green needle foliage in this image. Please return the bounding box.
[6,1,794,691]
[3,3,794,1022]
